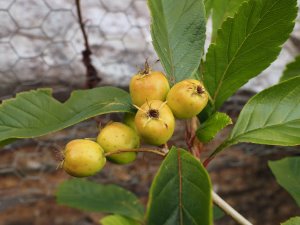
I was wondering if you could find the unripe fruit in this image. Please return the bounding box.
[135,100,175,146]
[124,113,137,132]
[97,122,140,164]
[129,62,170,107]
[63,139,106,177]
[167,79,208,119]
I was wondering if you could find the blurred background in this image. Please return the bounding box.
[0,0,300,224]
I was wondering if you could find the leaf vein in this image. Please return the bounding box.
[212,0,283,102]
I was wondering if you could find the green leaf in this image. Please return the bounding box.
[56,179,144,221]
[269,157,300,207]
[204,0,213,15]
[0,87,133,145]
[213,205,225,220]
[203,0,298,111]
[281,217,300,225]
[197,112,232,143]
[205,0,247,40]
[229,77,300,146]
[0,138,18,147]
[207,77,300,160]
[100,215,140,225]
[146,147,212,225]
[280,55,300,82]
[148,0,206,84]
[204,0,213,17]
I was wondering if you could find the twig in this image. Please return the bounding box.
[75,0,101,88]
[203,140,232,167]
[104,148,167,157]
[212,191,253,225]
[203,156,214,168]
[185,117,203,159]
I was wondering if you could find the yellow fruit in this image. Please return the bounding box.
[63,139,106,177]
[167,79,208,119]
[135,100,175,146]
[97,122,140,164]
[129,62,170,107]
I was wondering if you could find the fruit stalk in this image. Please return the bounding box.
[212,191,253,225]
[185,117,203,159]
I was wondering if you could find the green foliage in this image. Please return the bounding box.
[205,0,246,40]
[0,138,17,147]
[56,179,144,221]
[197,112,232,143]
[100,215,140,225]
[146,147,212,225]
[0,87,133,146]
[229,77,300,146]
[281,217,300,225]
[208,77,300,159]
[280,55,300,82]
[213,205,225,220]
[2,0,299,223]
[203,0,298,112]
[269,157,300,206]
[148,0,206,84]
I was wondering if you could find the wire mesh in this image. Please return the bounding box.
[0,0,156,99]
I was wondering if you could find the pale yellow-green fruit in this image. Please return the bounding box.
[124,113,137,132]
[97,122,140,164]
[135,100,175,146]
[167,79,209,119]
[129,70,170,107]
[63,139,106,177]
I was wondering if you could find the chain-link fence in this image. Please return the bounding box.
[0,1,300,224]
[0,0,157,99]
[1,0,300,97]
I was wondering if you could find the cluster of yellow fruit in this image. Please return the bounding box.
[62,66,208,177]
[63,122,139,177]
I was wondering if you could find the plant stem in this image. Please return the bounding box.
[104,148,166,157]
[185,117,203,159]
[203,140,233,167]
[75,0,101,88]
[212,191,253,225]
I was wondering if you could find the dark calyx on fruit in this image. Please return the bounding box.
[197,85,205,95]
[140,60,151,75]
[148,109,159,119]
